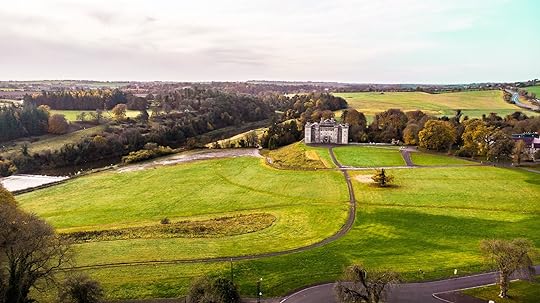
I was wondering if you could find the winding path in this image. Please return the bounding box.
[70,147,358,270]
[279,265,540,303]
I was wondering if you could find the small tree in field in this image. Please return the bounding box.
[111,104,127,121]
[480,238,536,298]
[371,169,394,187]
[335,264,400,303]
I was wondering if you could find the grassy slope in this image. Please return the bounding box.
[76,165,540,299]
[18,157,349,266]
[333,146,405,167]
[1,125,106,154]
[462,277,540,303]
[51,109,140,121]
[334,90,536,119]
[410,152,476,166]
[524,85,540,96]
[266,142,335,169]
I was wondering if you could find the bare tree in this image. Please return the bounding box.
[0,190,72,303]
[335,264,400,303]
[480,238,536,298]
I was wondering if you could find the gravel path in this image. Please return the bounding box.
[399,147,416,166]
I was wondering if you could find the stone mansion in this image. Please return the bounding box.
[304,118,349,145]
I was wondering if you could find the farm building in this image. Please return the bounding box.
[304,118,349,145]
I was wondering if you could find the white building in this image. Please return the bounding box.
[305,118,349,144]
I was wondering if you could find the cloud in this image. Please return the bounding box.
[0,0,537,82]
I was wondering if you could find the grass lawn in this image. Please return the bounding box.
[0,125,107,154]
[333,145,405,167]
[462,277,540,303]
[18,157,349,266]
[523,85,540,97]
[334,90,537,120]
[61,165,540,300]
[51,109,140,121]
[206,127,267,148]
[410,151,476,166]
[266,142,335,169]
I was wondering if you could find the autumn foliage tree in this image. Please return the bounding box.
[111,103,128,121]
[418,120,457,151]
[402,123,420,145]
[371,169,394,187]
[48,114,70,134]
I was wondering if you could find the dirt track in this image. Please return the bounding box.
[117,148,262,173]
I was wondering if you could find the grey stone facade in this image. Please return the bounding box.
[304,118,349,144]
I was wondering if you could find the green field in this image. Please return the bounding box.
[334,90,536,119]
[333,145,405,167]
[523,85,540,97]
[19,150,540,300]
[410,151,476,166]
[51,109,140,121]
[0,125,106,155]
[56,164,539,300]
[18,157,349,266]
[462,277,540,303]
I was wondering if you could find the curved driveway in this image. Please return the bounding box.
[279,265,540,303]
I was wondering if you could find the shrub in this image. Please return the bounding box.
[160,218,170,225]
[121,145,174,164]
[0,159,17,177]
[187,276,240,303]
[59,274,104,303]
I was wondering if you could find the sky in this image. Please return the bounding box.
[1,0,539,83]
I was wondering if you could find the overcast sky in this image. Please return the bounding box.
[1,0,538,83]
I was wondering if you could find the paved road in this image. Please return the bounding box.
[399,147,415,167]
[505,89,540,111]
[279,265,540,303]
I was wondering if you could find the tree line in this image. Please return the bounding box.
[24,89,129,110]
[2,89,279,174]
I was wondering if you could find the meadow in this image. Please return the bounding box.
[58,164,539,300]
[333,145,405,167]
[19,147,540,300]
[18,157,349,266]
[409,151,476,166]
[333,90,536,119]
[0,125,107,154]
[51,109,140,121]
[523,85,540,97]
[463,277,540,303]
